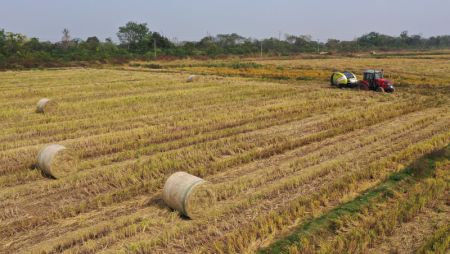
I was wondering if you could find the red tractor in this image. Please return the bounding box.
[358,70,395,93]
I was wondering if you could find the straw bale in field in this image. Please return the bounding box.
[36,98,56,113]
[36,144,76,179]
[163,172,215,219]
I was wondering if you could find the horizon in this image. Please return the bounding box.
[1,0,450,43]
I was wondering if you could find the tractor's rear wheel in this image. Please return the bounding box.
[359,82,369,91]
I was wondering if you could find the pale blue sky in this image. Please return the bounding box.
[1,0,449,42]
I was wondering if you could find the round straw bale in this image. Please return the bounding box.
[162,172,215,219]
[186,75,199,82]
[36,98,56,113]
[36,144,76,179]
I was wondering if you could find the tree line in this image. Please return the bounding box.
[1,21,450,68]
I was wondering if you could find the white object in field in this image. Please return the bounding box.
[186,75,198,82]
[36,144,74,178]
[162,172,215,219]
[36,98,52,113]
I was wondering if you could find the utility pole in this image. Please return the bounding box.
[317,39,320,53]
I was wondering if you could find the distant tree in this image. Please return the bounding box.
[0,30,6,56]
[285,34,297,44]
[23,37,42,51]
[117,22,150,52]
[216,33,245,47]
[400,31,409,40]
[86,36,100,44]
[298,35,312,42]
[61,28,71,50]
[86,36,100,50]
[71,38,83,45]
[292,35,315,52]
[2,24,450,69]
[0,29,5,44]
[197,36,222,55]
[151,32,174,49]
[4,32,27,55]
[326,39,340,51]
[410,34,423,47]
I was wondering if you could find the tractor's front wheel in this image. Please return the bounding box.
[376,87,385,93]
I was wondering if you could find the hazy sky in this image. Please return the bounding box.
[1,0,449,42]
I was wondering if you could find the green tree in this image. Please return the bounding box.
[117,22,150,53]
[150,32,174,49]
[85,36,100,51]
[0,29,6,53]
[326,39,340,52]
[23,38,42,51]
[4,32,27,55]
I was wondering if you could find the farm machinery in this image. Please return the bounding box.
[330,70,395,93]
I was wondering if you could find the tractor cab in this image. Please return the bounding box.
[362,69,395,93]
[363,70,383,82]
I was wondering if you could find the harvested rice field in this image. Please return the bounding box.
[1,56,449,253]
